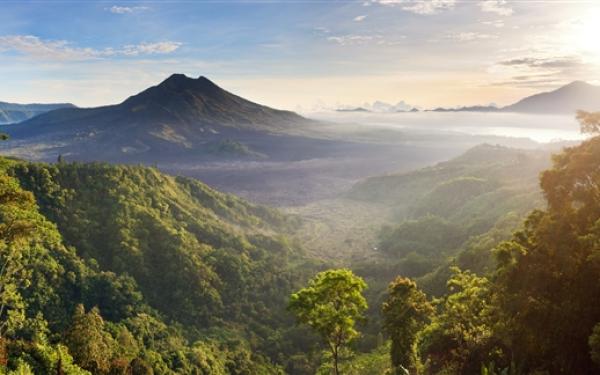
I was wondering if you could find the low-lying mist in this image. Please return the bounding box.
[308,111,585,143]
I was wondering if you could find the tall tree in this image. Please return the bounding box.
[288,269,367,375]
[419,268,496,374]
[65,304,114,374]
[382,277,432,374]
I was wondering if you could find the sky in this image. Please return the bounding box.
[1,0,600,111]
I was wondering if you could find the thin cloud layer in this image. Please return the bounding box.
[479,0,513,16]
[327,35,379,45]
[108,5,149,14]
[481,20,505,28]
[447,32,498,41]
[499,56,583,69]
[491,54,591,88]
[372,0,456,15]
[0,35,181,61]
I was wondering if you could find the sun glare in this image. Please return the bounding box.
[576,9,600,58]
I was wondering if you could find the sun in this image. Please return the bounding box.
[576,9,600,58]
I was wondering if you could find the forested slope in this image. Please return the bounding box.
[0,158,318,374]
[349,145,550,292]
[410,130,600,374]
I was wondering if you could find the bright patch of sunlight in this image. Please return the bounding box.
[575,8,600,60]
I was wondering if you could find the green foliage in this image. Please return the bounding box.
[411,177,497,219]
[480,361,519,375]
[316,344,391,375]
[354,145,548,321]
[289,269,367,375]
[379,215,467,257]
[0,158,313,374]
[589,323,600,366]
[576,110,600,134]
[65,305,114,374]
[382,277,432,372]
[207,139,266,159]
[419,268,498,374]
[418,212,523,297]
[350,144,548,214]
[412,134,600,374]
[490,136,600,373]
[5,341,90,375]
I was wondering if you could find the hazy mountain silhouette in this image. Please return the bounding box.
[5,74,312,159]
[427,81,600,114]
[0,102,75,124]
[503,81,600,114]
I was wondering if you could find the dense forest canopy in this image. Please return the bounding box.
[0,158,322,374]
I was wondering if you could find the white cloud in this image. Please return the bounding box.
[446,32,498,41]
[0,35,181,61]
[313,27,331,34]
[328,35,378,45]
[479,0,513,16]
[327,33,406,46]
[481,19,505,28]
[108,5,149,14]
[121,42,182,56]
[354,15,367,22]
[487,48,599,89]
[371,0,456,15]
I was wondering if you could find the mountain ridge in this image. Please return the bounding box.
[0,101,75,124]
[502,80,600,114]
[427,81,600,114]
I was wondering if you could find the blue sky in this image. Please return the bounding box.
[1,1,600,110]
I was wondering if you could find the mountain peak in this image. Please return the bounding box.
[503,80,600,114]
[162,73,189,83]
[560,80,593,90]
[157,74,219,92]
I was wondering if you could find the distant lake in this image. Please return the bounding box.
[308,111,586,143]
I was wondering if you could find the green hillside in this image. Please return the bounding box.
[346,144,552,343]
[332,136,600,374]
[0,158,318,374]
[348,144,549,271]
[350,144,549,213]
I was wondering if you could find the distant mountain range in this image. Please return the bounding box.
[336,81,600,114]
[3,74,312,160]
[336,100,416,113]
[336,107,370,113]
[428,105,499,113]
[429,81,600,114]
[0,102,75,124]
